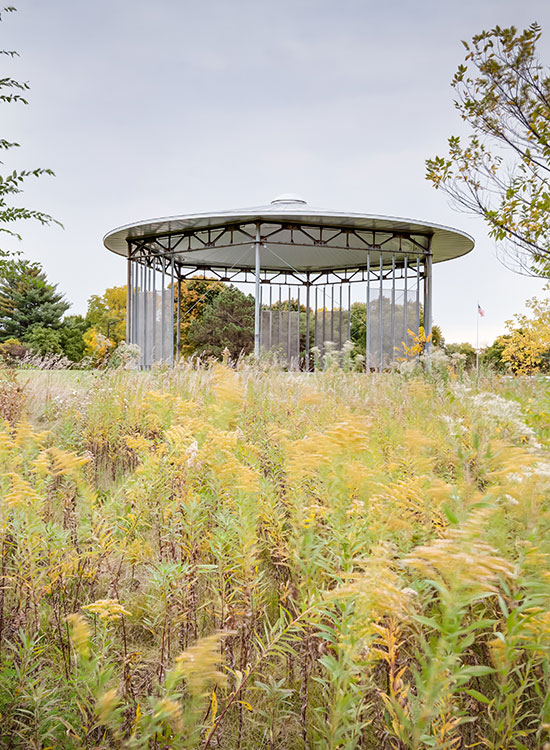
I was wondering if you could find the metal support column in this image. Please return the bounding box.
[391,253,396,362]
[403,257,408,346]
[152,261,156,362]
[142,262,147,367]
[269,284,273,351]
[322,286,326,352]
[305,275,311,371]
[297,286,301,368]
[366,254,370,372]
[347,283,351,342]
[330,284,334,343]
[126,248,132,344]
[176,275,181,361]
[133,258,137,348]
[279,286,282,353]
[314,286,318,364]
[170,257,175,366]
[259,279,263,353]
[254,223,261,358]
[423,237,433,353]
[160,259,165,362]
[287,285,292,366]
[379,255,383,372]
[416,257,420,341]
[339,285,343,350]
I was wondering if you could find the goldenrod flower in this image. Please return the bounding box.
[66,613,91,659]
[153,698,184,733]
[96,688,119,724]
[83,598,131,622]
[173,632,228,696]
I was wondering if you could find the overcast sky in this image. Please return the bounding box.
[3,0,550,345]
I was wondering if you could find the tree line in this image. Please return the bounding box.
[3,256,550,372]
[0,262,259,365]
[3,7,550,372]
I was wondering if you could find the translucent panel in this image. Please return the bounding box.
[365,259,421,370]
[260,309,300,368]
[366,295,420,369]
[133,289,173,367]
[128,252,425,372]
[313,310,350,350]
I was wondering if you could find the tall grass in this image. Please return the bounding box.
[0,362,549,748]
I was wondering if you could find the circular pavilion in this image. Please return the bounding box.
[103,195,474,369]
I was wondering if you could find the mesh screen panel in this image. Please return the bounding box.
[134,289,173,367]
[260,309,301,367]
[313,310,350,350]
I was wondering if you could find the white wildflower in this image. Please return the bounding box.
[185,440,199,468]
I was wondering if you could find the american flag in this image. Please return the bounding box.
[478,303,485,317]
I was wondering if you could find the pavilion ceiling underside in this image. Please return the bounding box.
[129,222,431,273]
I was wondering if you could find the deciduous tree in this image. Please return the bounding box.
[83,327,114,365]
[0,7,59,273]
[426,23,550,275]
[445,342,477,369]
[86,285,127,344]
[481,335,509,372]
[500,291,550,374]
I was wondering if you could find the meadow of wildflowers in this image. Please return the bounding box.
[0,362,549,749]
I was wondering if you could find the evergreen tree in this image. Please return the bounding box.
[59,314,88,361]
[24,325,63,355]
[175,277,225,355]
[0,259,69,341]
[187,285,254,358]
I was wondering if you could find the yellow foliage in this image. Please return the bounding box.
[66,613,91,659]
[84,326,115,361]
[33,446,90,478]
[95,688,120,724]
[1,366,549,747]
[397,326,432,360]
[152,698,184,733]
[405,506,515,593]
[83,598,131,622]
[285,414,369,479]
[87,285,127,344]
[502,288,550,374]
[125,434,155,454]
[3,473,42,508]
[172,632,228,696]
[330,543,414,632]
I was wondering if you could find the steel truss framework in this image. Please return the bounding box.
[126,220,433,370]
